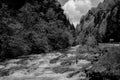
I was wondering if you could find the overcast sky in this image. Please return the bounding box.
[58,0,104,27]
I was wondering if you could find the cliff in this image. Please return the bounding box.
[76,0,120,45]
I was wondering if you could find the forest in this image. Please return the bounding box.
[0,0,75,60]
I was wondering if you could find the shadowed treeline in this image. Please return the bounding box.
[0,0,75,60]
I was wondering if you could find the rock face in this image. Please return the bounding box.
[76,0,120,45]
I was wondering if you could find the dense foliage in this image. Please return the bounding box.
[0,0,75,60]
[87,47,120,80]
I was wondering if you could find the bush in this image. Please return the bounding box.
[87,47,120,80]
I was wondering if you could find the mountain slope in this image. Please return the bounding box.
[76,0,120,45]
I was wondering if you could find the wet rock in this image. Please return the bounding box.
[49,57,59,64]
[52,66,75,74]
[0,69,10,77]
[78,72,87,80]
[60,60,73,66]
[67,70,81,78]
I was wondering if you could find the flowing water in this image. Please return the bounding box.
[0,45,92,80]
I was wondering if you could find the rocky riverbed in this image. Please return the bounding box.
[0,45,98,80]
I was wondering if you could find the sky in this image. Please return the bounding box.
[58,0,104,27]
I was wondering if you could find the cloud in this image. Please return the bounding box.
[58,0,68,6]
[62,0,104,27]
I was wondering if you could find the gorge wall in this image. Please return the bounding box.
[76,0,120,45]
